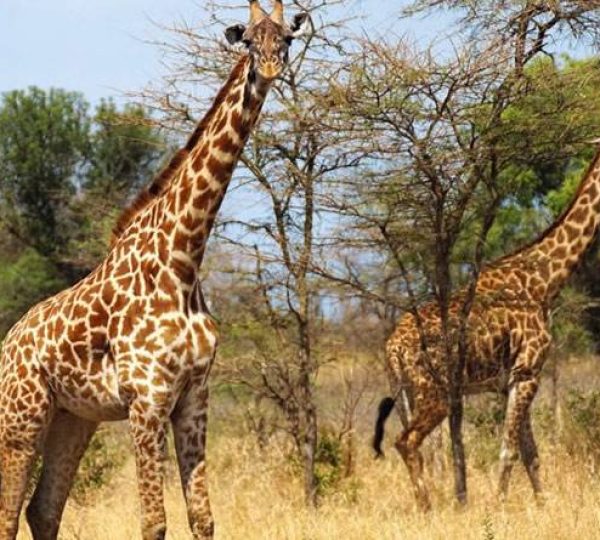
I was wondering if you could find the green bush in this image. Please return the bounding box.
[314,432,343,496]
[0,249,67,338]
[564,390,600,464]
[29,427,125,502]
[464,395,505,470]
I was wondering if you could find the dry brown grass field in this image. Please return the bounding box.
[15,356,600,540]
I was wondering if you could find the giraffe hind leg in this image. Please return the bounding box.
[395,393,447,511]
[26,409,98,540]
[518,411,542,496]
[498,378,539,499]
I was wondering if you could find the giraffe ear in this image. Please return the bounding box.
[225,24,246,45]
[290,12,310,38]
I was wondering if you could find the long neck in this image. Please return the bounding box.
[157,55,269,285]
[497,149,600,301]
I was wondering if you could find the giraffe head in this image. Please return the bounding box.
[225,0,310,81]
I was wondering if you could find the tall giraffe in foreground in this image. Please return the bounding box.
[0,2,309,539]
[374,148,600,510]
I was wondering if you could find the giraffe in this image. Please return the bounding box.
[373,147,600,511]
[0,2,309,539]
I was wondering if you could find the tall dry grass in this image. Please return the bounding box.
[16,434,600,540]
[15,356,600,539]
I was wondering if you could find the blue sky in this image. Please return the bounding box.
[0,0,451,103]
[2,1,595,104]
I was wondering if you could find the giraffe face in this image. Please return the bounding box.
[225,1,310,81]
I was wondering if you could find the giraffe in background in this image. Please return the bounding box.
[374,147,600,510]
[0,2,309,539]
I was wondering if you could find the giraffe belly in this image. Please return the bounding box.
[48,352,130,423]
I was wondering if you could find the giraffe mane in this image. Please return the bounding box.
[111,55,250,246]
[490,147,600,266]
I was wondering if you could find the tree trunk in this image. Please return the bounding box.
[449,387,467,505]
[299,320,318,507]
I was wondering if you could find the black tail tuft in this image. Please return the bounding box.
[373,397,396,458]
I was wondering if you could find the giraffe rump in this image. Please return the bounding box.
[373,396,396,458]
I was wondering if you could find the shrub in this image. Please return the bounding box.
[29,427,125,502]
[563,390,600,465]
[464,395,505,470]
[314,432,343,496]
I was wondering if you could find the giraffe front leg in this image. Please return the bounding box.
[129,399,169,540]
[0,374,53,540]
[498,377,539,499]
[0,444,39,540]
[171,384,213,540]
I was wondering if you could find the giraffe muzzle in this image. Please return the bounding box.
[257,60,282,80]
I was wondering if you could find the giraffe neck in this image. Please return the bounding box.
[126,55,270,286]
[499,150,600,301]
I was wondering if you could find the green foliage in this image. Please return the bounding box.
[0,87,164,271]
[464,396,505,470]
[564,389,600,464]
[71,429,126,500]
[287,430,344,497]
[0,87,165,338]
[551,286,595,358]
[499,57,600,199]
[0,87,89,255]
[0,249,67,337]
[29,428,125,503]
[314,431,343,496]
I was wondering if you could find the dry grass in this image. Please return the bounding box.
[15,430,600,539]
[15,355,600,539]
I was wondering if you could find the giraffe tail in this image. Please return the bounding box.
[373,397,396,458]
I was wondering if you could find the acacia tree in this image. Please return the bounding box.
[323,1,600,504]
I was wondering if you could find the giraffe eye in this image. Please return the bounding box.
[283,36,293,46]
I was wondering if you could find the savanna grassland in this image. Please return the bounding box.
[16,355,600,540]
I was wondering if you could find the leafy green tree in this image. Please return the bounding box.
[0,87,90,256]
[0,88,165,336]
[0,249,67,337]
[67,100,164,271]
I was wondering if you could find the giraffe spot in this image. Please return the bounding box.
[551,246,567,259]
[113,293,129,312]
[230,110,243,134]
[171,257,195,285]
[193,192,212,212]
[132,367,146,380]
[173,229,191,253]
[213,113,228,134]
[214,132,237,155]
[150,297,176,318]
[180,210,196,231]
[206,156,228,184]
[570,206,587,223]
[226,90,241,105]
[178,183,192,208]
